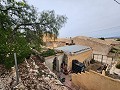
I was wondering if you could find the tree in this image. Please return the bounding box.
[99,37,105,40]
[0,0,67,68]
[39,10,67,38]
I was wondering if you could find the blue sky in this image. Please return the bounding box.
[26,0,120,38]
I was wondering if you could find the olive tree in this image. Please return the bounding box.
[0,0,67,68]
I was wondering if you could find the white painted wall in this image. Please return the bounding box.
[45,54,64,71]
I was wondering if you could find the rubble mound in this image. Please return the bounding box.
[0,55,68,90]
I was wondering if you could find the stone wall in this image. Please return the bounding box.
[93,54,114,65]
[72,70,120,90]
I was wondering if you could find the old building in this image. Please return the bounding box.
[43,34,67,49]
[54,45,93,69]
[42,33,58,49]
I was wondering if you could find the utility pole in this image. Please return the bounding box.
[14,53,19,85]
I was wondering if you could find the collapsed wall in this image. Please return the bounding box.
[0,56,68,90]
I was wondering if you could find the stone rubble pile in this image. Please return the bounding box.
[0,56,68,90]
[0,65,15,90]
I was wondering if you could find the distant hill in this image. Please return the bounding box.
[72,36,118,55]
[58,36,120,55]
[105,36,120,39]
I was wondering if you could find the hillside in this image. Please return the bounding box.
[59,36,120,55]
[72,36,112,55]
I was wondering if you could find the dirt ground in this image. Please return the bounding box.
[85,61,103,72]
[53,70,83,90]
[85,60,120,80]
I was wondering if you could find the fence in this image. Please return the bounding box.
[93,54,115,65]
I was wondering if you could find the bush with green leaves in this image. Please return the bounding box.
[116,63,120,69]
[99,37,105,40]
[41,49,56,57]
[0,32,31,68]
[116,38,120,41]
[109,47,118,53]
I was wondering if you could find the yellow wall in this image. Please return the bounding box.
[72,70,120,90]
[43,33,59,49]
[43,33,57,42]
[45,42,58,49]
[45,54,64,71]
[67,50,92,69]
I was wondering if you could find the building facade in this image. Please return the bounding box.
[55,45,93,69]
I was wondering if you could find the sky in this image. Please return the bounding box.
[26,0,120,38]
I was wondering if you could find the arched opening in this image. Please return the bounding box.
[62,54,68,65]
[53,56,57,71]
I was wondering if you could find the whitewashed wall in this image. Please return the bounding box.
[45,54,64,71]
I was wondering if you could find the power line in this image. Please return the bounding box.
[114,0,120,4]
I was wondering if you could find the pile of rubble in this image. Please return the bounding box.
[0,55,68,90]
[0,65,13,90]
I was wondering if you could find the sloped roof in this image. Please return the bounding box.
[55,45,91,54]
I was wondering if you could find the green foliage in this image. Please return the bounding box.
[110,47,120,54]
[110,47,118,53]
[39,10,67,39]
[41,49,56,57]
[116,38,120,41]
[0,31,31,68]
[0,0,67,68]
[116,62,120,69]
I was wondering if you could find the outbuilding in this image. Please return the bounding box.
[54,45,93,69]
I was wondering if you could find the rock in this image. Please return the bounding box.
[0,55,68,90]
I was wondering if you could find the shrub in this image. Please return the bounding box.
[0,37,32,69]
[116,38,120,41]
[99,37,105,40]
[41,49,56,57]
[116,62,120,69]
[110,47,118,53]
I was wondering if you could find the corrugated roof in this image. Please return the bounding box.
[55,45,91,54]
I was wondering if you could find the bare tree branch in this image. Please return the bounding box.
[8,22,41,43]
[0,6,13,11]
